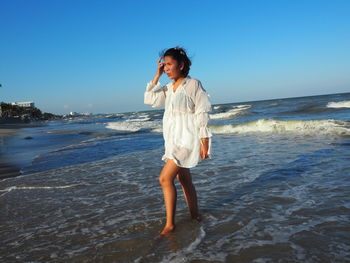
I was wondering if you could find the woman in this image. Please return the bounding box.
[144,47,212,235]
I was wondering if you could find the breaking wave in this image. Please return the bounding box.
[210,105,251,119]
[211,119,350,136]
[327,101,350,108]
[106,119,162,132]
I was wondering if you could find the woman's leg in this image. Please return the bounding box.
[176,168,201,220]
[159,159,181,234]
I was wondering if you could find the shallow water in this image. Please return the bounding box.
[1,93,350,262]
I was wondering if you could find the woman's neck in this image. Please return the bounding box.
[172,76,185,92]
[173,76,185,85]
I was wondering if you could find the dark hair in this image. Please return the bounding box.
[160,46,192,77]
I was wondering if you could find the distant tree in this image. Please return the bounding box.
[0,102,61,120]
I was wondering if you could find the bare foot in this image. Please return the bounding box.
[159,225,176,235]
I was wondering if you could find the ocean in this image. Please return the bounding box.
[1,92,350,262]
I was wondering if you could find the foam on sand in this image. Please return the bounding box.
[159,226,207,263]
[210,105,251,119]
[0,184,82,197]
[211,119,350,136]
[326,101,350,108]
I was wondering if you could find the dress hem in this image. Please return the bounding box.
[161,155,199,169]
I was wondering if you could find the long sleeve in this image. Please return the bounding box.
[194,81,212,139]
[144,81,166,108]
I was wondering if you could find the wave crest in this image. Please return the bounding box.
[326,101,350,108]
[211,119,350,135]
[106,119,162,132]
[210,105,251,119]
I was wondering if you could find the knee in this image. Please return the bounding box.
[159,174,173,187]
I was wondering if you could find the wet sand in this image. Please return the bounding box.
[0,160,21,179]
[0,123,45,179]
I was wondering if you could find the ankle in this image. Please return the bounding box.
[165,223,175,229]
[160,224,176,235]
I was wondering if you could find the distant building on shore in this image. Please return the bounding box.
[69,111,80,117]
[11,101,35,108]
[62,111,93,118]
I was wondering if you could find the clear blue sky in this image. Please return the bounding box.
[1,0,349,115]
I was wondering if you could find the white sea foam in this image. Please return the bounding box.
[105,113,124,118]
[0,184,81,197]
[160,226,207,263]
[106,119,162,132]
[185,226,206,252]
[211,119,350,136]
[326,101,350,108]
[137,114,150,118]
[126,117,152,122]
[151,127,163,133]
[210,105,251,119]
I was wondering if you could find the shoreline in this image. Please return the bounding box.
[0,122,46,180]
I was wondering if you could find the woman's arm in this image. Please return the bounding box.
[194,80,212,159]
[200,137,210,159]
[144,82,167,107]
[152,57,164,85]
[144,58,167,108]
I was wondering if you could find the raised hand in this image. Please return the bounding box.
[152,57,164,85]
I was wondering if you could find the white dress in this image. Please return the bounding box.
[144,76,212,168]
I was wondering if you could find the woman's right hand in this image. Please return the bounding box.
[152,57,164,85]
[156,57,164,76]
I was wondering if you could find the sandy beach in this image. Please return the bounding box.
[0,127,20,137]
[0,160,20,179]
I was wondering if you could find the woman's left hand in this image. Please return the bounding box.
[200,138,209,159]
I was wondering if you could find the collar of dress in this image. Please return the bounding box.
[170,76,191,89]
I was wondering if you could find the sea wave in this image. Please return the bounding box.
[106,119,161,132]
[127,117,153,122]
[211,119,350,136]
[210,105,251,119]
[326,101,350,108]
[105,113,124,119]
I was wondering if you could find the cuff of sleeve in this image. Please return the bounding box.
[195,104,212,114]
[146,81,161,91]
[199,127,212,138]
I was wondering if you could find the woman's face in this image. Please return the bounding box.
[163,56,184,80]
